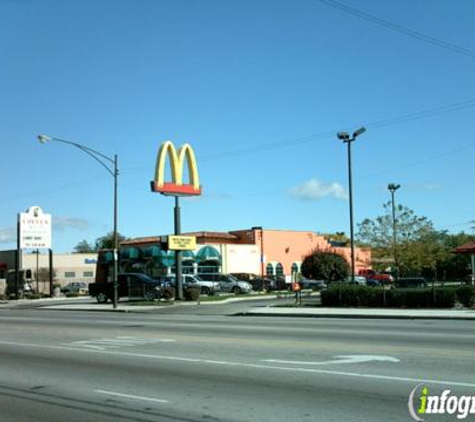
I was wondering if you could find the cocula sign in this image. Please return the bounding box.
[19,206,52,249]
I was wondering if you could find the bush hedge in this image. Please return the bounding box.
[321,285,458,308]
[456,286,475,308]
[184,287,200,301]
[160,287,175,300]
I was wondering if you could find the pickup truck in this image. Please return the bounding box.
[89,273,163,303]
[358,269,394,285]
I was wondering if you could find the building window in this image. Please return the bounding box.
[291,263,299,274]
[276,263,284,277]
[83,271,94,278]
[266,263,274,276]
[65,272,76,278]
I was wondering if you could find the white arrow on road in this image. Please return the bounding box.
[262,355,400,366]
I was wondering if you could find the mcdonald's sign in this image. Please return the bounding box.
[150,141,202,196]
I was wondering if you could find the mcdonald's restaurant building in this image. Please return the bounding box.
[104,228,371,282]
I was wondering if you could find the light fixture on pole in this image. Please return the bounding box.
[388,183,401,280]
[37,134,119,309]
[337,126,366,283]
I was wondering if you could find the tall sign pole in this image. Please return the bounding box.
[174,196,183,299]
[151,141,202,300]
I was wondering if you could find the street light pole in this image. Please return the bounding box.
[337,127,366,283]
[37,134,120,308]
[388,183,401,280]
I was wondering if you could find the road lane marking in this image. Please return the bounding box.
[0,339,474,389]
[94,389,169,404]
[64,337,175,350]
[262,355,400,365]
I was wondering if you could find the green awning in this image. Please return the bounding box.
[181,250,195,261]
[196,246,221,263]
[99,251,114,263]
[119,247,142,260]
[143,247,174,266]
[143,245,161,259]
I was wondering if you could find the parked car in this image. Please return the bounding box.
[250,277,278,292]
[300,278,327,290]
[359,269,394,285]
[61,282,89,294]
[160,274,220,295]
[89,273,162,303]
[229,273,278,291]
[199,273,252,294]
[395,277,427,288]
[347,276,367,286]
[264,275,287,290]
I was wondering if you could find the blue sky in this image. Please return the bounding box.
[1,0,474,252]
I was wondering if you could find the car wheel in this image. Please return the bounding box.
[200,286,210,295]
[232,286,241,294]
[96,293,108,303]
[144,291,156,301]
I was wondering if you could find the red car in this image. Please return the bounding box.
[358,269,394,284]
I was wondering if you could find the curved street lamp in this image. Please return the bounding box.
[337,126,366,283]
[37,134,119,309]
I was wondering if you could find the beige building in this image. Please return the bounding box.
[0,250,98,293]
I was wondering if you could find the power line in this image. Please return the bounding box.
[316,0,475,59]
[115,97,475,176]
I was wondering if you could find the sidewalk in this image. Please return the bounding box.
[2,296,475,319]
[240,306,475,320]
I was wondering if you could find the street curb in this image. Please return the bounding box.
[236,312,475,320]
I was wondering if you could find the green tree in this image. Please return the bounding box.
[94,232,127,250]
[301,250,349,282]
[73,240,96,253]
[73,232,128,253]
[357,202,460,278]
[433,231,473,281]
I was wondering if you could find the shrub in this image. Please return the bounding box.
[184,287,200,301]
[431,288,456,308]
[456,286,475,308]
[321,286,456,308]
[301,251,349,282]
[160,287,175,300]
[28,293,43,300]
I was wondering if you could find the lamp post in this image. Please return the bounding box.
[388,183,401,280]
[337,127,366,283]
[37,134,119,308]
[252,226,264,289]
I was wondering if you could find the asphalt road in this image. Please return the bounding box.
[0,306,474,422]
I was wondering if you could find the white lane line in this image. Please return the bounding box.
[95,389,169,404]
[1,340,475,389]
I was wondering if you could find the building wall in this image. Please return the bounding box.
[221,244,260,274]
[0,250,98,284]
[231,229,371,276]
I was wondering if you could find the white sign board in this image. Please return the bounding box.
[19,206,52,249]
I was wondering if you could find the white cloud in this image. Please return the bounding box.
[289,178,348,201]
[0,227,15,243]
[53,216,89,232]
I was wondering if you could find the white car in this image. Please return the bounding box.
[198,273,253,294]
[164,274,220,295]
[348,276,367,285]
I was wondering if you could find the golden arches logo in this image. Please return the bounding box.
[150,141,202,196]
